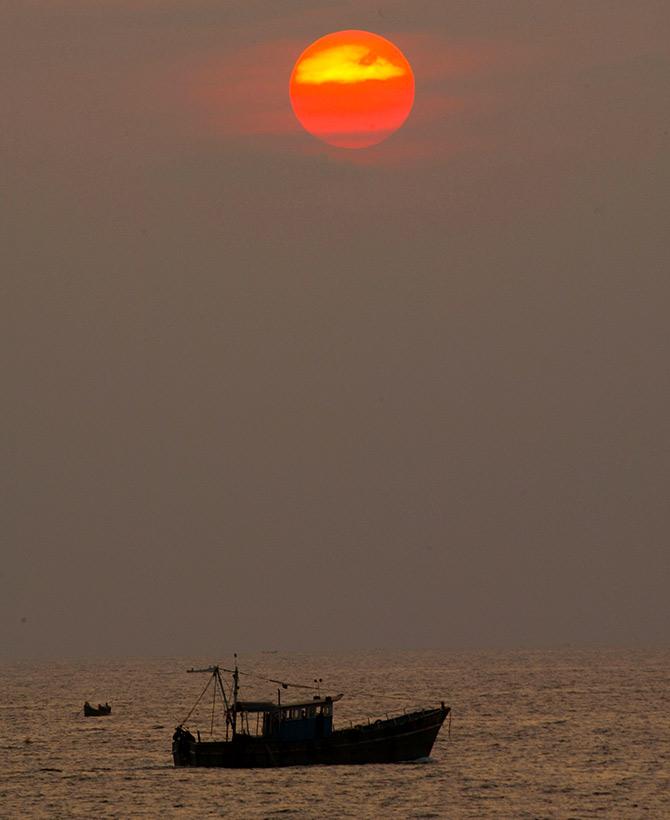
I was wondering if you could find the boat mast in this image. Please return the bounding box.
[231,653,239,737]
[210,671,217,736]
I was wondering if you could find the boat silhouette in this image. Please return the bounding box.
[84,701,111,717]
[172,661,449,768]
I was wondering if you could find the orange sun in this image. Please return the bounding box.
[289,30,415,149]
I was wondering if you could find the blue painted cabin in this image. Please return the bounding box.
[236,695,342,742]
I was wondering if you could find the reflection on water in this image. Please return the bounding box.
[0,649,668,818]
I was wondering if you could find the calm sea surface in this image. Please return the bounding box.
[0,649,668,818]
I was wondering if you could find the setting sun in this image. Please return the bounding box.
[289,30,415,149]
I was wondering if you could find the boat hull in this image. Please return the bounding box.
[173,705,448,768]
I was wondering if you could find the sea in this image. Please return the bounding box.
[0,649,668,818]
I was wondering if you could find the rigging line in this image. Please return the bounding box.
[216,670,232,714]
[220,665,441,705]
[266,676,316,691]
[221,667,322,691]
[179,672,214,726]
[230,670,426,701]
[215,670,233,740]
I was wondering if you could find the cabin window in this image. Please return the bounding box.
[277,703,334,722]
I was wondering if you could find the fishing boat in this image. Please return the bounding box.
[84,701,111,716]
[172,661,450,768]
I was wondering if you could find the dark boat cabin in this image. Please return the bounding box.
[236,695,342,742]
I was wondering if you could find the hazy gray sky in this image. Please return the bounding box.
[2,1,669,659]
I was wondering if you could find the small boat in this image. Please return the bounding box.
[84,701,111,717]
[172,661,450,768]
